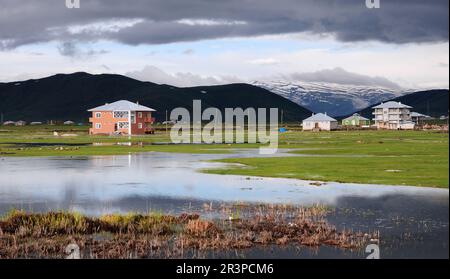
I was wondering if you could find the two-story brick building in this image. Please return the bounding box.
[88,100,156,135]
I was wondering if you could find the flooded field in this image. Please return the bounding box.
[0,151,448,258]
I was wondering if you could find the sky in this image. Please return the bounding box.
[0,0,448,90]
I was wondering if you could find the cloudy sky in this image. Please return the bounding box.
[0,0,448,89]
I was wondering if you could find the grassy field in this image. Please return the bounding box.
[206,130,449,188]
[0,125,236,156]
[0,125,448,188]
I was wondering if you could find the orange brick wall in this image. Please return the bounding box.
[89,111,154,135]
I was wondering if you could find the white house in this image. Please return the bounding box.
[372,101,415,130]
[2,121,15,126]
[302,113,338,131]
[410,112,431,124]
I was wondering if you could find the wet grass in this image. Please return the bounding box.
[0,125,448,187]
[206,155,449,188]
[205,131,449,188]
[0,125,259,156]
[0,205,374,259]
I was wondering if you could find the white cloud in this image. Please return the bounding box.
[126,65,242,87]
[247,58,280,65]
[176,19,247,26]
[0,35,448,90]
[67,19,145,34]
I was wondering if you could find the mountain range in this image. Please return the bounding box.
[251,81,408,117]
[0,73,447,123]
[0,72,312,123]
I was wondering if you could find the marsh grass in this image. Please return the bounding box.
[0,205,375,259]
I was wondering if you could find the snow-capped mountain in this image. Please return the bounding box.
[251,81,407,117]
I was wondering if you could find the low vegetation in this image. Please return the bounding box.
[0,205,375,259]
[206,130,449,188]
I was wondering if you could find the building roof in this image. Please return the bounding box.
[343,113,369,121]
[372,101,412,109]
[303,113,337,122]
[88,100,156,112]
[410,112,431,118]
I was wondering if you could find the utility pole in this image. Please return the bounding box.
[165,110,168,134]
[447,110,449,129]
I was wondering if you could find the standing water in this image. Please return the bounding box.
[0,151,448,258]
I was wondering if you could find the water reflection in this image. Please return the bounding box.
[1,152,448,258]
[0,151,448,216]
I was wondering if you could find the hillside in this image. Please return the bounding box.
[355,89,449,119]
[0,73,312,123]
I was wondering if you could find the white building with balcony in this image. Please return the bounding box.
[372,101,415,130]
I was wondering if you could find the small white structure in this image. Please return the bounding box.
[64,121,75,125]
[15,120,27,126]
[410,112,431,124]
[302,113,338,131]
[2,121,15,126]
[398,121,416,130]
[372,101,414,130]
[30,122,43,125]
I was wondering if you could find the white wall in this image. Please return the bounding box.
[303,121,338,131]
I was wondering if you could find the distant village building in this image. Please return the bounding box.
[342,113,370,127]
[30,122,43,125]
[372,101,415,130]
[2,121,15,126]
[410,112,431,124]
[302,113,338,131]
[64,121,75,125]
[15,120,27,126]
[88,100,156,135]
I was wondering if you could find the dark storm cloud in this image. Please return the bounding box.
[0,0,448,49]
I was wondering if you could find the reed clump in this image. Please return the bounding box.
[0,205,375,259]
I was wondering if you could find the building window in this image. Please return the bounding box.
[114,111,129,118]
[131,112,136,124]
[138,112,142,118]
[138,123,143,129]
[118,122,129,129]
[95,112,102,118]
[95,123,102,129]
